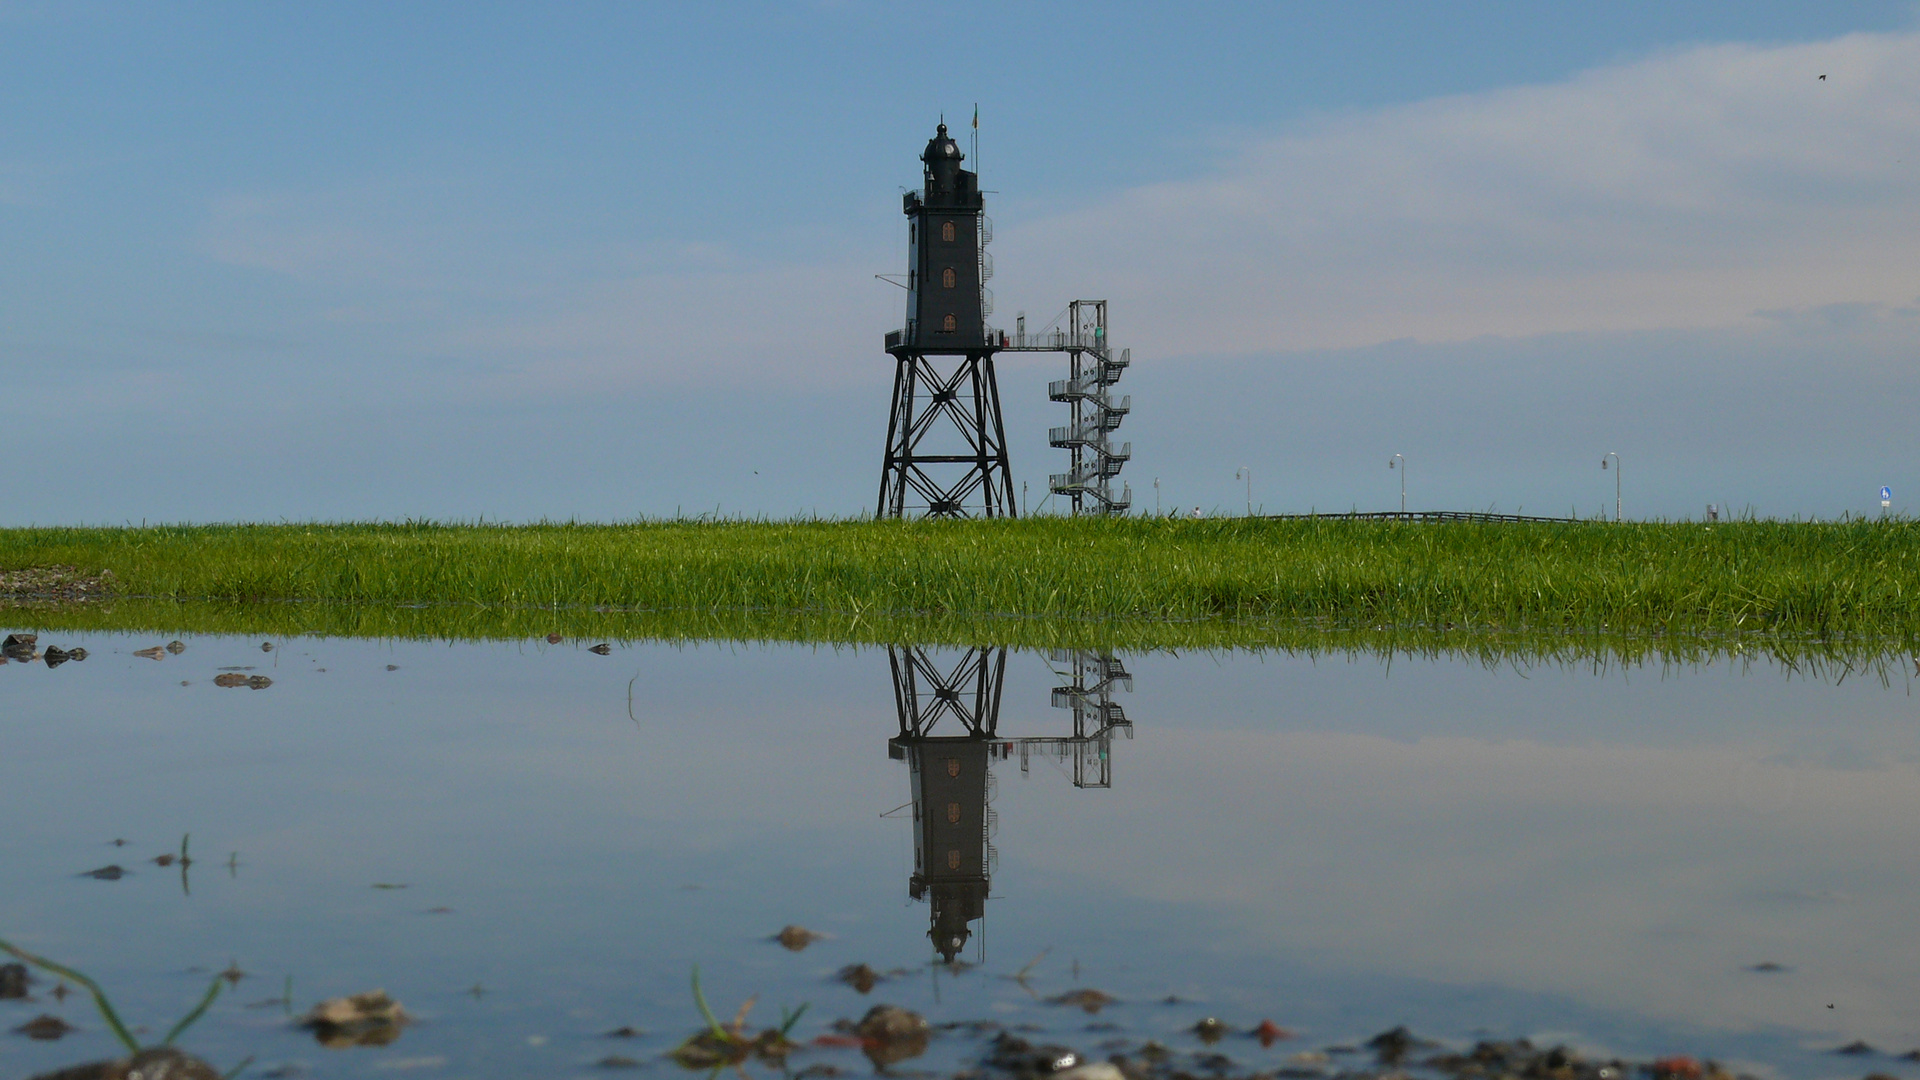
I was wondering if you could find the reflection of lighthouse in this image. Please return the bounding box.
[887,647,1133,963]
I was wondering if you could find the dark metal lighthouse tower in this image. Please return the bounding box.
[877,123,1016,519]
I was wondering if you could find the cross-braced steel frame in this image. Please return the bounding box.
[888,645,1006,739]
[877,351,1017,520]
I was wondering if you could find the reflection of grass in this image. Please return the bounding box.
[4,517,1920,664]
[0,937,223,1055]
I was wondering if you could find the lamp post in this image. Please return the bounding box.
[1235,466,1251,517]
[1389,454,1405,515]
[1601,453,1620,522]
[1154,477,1161,516]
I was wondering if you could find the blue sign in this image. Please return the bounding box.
[1883,486,1894,501]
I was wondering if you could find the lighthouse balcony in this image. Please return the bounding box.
[886,326,1010,354]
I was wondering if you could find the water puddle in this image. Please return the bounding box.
[3,631,1919,1078]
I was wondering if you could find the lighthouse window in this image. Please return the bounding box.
[942,268,956,288]
[943,314,957,332]
[947,850,961,870]
[941,221,956,242]
[947,802,961,824]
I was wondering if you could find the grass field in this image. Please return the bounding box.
[2,517,1919,661]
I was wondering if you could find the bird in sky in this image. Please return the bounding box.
[1819,74,1827,80]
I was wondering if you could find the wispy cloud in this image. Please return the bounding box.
[999,31,1920,358]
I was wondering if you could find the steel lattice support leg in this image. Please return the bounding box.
[878,351,1016,519]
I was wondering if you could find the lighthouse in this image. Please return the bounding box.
[876,122,1015,519]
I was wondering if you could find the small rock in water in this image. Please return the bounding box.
[1054,1064,1124,1080]
[836,963,881,994]
[13,1014,74,1040]
[67,647,87,662]
[603,1026,642,1038]
[546,633,562,644]
[81,865,128,880]
[42,646,69,668]
[2,633,37,659]
[247,676,273,689]
[302,989,410,1048]
[589,643,612,655]
[260,642,274,652]
[0,963,29,999]
[1253,1019,1293,1047]
[132,646,166,660]
[1836,1041,1876,1055]
[596,1056,642,1070]
[1045,989,1116,1014]
[1193,1017,1230,1044]
[1367,1025,1417,1064]
[1900,1050,1920,1061]
[855,1004,929,1068]
[1648,1056,1702,1080]
[775,925,823,951]
[1748,961,1786,972]
[166,640,186,654]
[213,673,249,688]
[386,664,399,671]
[986,1032,1078,1077]
[27,1046,222,1080]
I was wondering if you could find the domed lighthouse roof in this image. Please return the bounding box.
[922,122,964,164]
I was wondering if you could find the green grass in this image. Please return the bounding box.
[2,516,1919,662]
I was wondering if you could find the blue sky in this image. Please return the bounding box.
[4,1,1919,523]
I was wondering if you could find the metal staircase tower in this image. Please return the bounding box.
[1003,300,1133,515]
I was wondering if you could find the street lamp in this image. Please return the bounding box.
[1235,466,1251,517]
[1154,477,1161,516]
[1601,453,1620,522]
[1388,454,1405,514]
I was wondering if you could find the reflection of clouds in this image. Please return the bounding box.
[1016,727,1920,1043]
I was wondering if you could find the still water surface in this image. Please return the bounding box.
[4,632,1920,1078]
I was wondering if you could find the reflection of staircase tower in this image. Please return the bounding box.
[1044,650,1134,788]
[876,123,1015,519]
[887,647,1003,962]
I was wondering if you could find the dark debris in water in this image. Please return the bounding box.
[1047,989,1117,1015]
[774,925,824,951]
[852,1004,929,1068]
[13,1014,75,1040]
[301,989,410,1048]
[0,962,30,999]
[1192,1018,1230,1045]
[1251,1019,1292,1047]
[80,865,128,881]
[589,643,612,655]
[836,963,881,994]
[26,1046,221,1080]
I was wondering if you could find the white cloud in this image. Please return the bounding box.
[997,31,1920,358]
